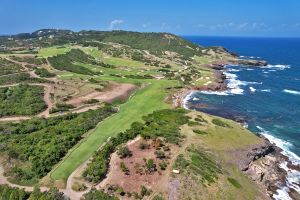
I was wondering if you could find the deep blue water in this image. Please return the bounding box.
[183,37,300,192]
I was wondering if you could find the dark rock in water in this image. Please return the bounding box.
[235,59,268,66]
[289,188,300,200]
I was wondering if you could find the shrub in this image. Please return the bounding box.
[159,162,167,170]
[0,84,47,117]
[173,154,189,169]
[145,159,156,173]
[152,194,165,200]
[120,162,130,175]
[48,49,97,75]
[117,146,132,159]
[195,116,207,123]
[83,188,119,200]
[84,99,100,104]
[212,118,231,128]
[140,185,151,197]
[72,182,87,191]
[193,130,208,135]
[155,150,166,159]
[227,178,242,188]
[34,68,56,78]
[49,103,75,113]
[0,106,116,184]
[139,141,150,150]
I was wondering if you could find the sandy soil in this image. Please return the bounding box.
[97,137,180,199]
[67,83,136,106]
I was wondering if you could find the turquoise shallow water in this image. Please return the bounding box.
[184,36,300,198]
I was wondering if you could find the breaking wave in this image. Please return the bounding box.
[256,126,300,200]
[262,64,291,70]
[283,89,300,95]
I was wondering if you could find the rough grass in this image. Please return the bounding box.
[50,80,175,183]
[174,112,267,200]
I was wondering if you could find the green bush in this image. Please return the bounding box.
[193,129,208,135]
[120,162,130,175]
[152,194,165,200]
[139,141,150,150]
[0,106,116,184]
[83,188,119,200]
[212,118,231,128]
[0,84,47,117]
[227,178,242,188]
[84,99,100,104]
[34,68,56,77]
[117,146,132,159]
[49,103,75,113]
[0,73,50,85]
[0,58,23,75]
[72,182,87,191]
[48,49,98,75]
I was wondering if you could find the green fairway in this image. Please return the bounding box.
[103,56,151,68]
[38,46,71,58]
[50,80,175,182]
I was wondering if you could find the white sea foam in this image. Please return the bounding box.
[262,64,291,70]
[228,68,240,72]
[256,126,300,199]
[245,68,254,71]
[249,87,256,92]
[223,71,262,95]
[199,90,229,96]
[261,89,271,92]
[182,91,194,109]
[192,97,199,101]
[199,70,261,96]
[283,89,300,95]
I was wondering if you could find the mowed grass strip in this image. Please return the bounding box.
[50,81,172,182]
[38,46,71,58]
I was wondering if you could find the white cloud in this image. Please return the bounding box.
[109,19,124,30]
[196,22,270,32]
[236,22,249,30]
[161,22,167,29]
[142,23,151,28]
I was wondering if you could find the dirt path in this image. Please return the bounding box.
[0,165,48,192]
[0,164,87,199]
[37,83,54,118]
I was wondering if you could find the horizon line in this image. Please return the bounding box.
[0,28,299,39]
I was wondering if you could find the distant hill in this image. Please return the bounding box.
[0,29,204,58]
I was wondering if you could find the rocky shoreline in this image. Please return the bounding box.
[177,89,300,199]
[173,57,300,199]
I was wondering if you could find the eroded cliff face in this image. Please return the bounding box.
[239,139,300,199]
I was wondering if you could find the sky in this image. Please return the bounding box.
[1,0,300,37]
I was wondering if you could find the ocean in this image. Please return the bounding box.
[183,36,300,199]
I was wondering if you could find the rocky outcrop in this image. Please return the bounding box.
[234,59,268,66]
[240,139,278,171]
[239,139,290,198]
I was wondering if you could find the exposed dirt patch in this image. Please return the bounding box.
[98,137,180,198]
[67,82,137,106]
